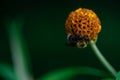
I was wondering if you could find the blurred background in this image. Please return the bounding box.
[0,0,120,80]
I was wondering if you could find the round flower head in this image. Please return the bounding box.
[65,8,101,48]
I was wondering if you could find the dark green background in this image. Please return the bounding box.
[0,0,120,79]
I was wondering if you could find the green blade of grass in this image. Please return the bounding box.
[0,63,16,80]
[5,17,33,80]
[116,71,120,80]
[38,67,112,80]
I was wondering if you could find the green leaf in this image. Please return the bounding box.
[0,63,16,80]
[6,17,33,80]
[38,67,112,80]
[116,71,120,80]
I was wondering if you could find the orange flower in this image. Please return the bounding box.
[65,8,101,48]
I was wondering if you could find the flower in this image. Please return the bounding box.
[65,8,101,48]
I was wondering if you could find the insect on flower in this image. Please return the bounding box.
[65,8,101,48]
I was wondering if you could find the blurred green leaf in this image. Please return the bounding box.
[0,63,16,80]
[116,71,120,80]
[38,67,112,80]
[6,17,33,80]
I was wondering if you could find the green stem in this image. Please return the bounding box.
[89,41,117,77]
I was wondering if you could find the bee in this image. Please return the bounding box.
[67,34,89,48]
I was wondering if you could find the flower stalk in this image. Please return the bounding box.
[89,40,117,77]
